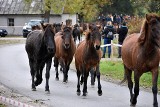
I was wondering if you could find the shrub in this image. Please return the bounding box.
[127,17,144,34]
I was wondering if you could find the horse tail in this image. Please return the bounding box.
[119,65,127,85]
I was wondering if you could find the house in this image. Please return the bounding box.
[0,0,78,36]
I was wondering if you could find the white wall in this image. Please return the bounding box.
[0,13,77,35]
[62,14,77,26]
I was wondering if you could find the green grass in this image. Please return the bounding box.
[0,104,6,107]
[100,60,160,92]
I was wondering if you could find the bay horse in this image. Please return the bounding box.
[75,23,102,96]
[25,23,56,93]
[54,26,76,82]
[121,13,160,107]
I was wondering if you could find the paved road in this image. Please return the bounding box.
[0,44,159,107]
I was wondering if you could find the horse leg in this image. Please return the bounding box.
[80,74,83,85]
[152,69,158,107]
[45,58,52,93]
[96,65,102,96]
[29,58,36,91]
[34,61,42,86]
[78,34,80,43]
[77,70,81,96]
[90,68,95,86]
[124,65,133,103]
[63,64,68,83]
[54,57,59,80]
[36,61,45,86]
[82,68,89,96]
[131,72,141,106]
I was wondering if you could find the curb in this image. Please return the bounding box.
[0,96,34,107]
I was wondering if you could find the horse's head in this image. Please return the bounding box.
[62,27,72,49]
[43,24,56,54]
[86,23,101,50]
[53,23,62,33]
[139,13,160,47]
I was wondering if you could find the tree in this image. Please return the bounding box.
[102,0,133,15]
[25,0,109,22]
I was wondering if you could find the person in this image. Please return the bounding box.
[117,22,128,58]
[102,21,115,58]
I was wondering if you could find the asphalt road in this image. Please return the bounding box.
[0,44,159,107]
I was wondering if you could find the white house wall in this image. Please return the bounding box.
[0,14,77,36]
[62,14,77,26]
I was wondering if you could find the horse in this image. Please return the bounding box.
[31,25,41,31]
[75,23,102,96]
[121,13,160,107]
[72,24,81,43]
[54,26,76,83]
[79,23,87,36]
[53,23,62,33]
[25,23,56,93]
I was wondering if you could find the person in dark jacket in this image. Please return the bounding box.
[102,21,115,58]
[117,22,128,58]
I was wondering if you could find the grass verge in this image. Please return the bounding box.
[100,60,160,93]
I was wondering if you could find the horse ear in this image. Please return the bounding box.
[86,32,91,41]
[146,14,151,22]
[138,20,148,44]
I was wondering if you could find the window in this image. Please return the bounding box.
[8,18,14,26]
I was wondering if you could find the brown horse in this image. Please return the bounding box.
[54,26,76,82]
[25,23,56,93]
[121,13,160,107]
[75,23,102,96]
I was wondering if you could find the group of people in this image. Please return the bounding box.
[100,14,128,58]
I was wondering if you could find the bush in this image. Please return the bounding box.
[127,17,144,34]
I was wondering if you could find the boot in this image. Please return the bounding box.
[102,54,105,58]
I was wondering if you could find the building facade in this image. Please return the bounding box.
[0,0,78,36]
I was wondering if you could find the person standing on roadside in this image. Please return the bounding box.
[117,22,128,58]
[102,21,115,58]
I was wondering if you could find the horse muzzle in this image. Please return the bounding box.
[95,45,100,50]
[48,47,54,54]
[64,43,70,49]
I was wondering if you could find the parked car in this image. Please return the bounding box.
[0,29,8,37]
[22,19,43,38]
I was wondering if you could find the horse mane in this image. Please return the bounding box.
[85,23,99,41]
[63,26,72,32]
[138,13,160,45]
[138,19,148,45]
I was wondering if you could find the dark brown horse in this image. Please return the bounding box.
[53,23,62,33]
[54,26,76,82]
[75,23,102,96]
[72,24,81,43]
[25,23,56,93]
[121,13,160,107]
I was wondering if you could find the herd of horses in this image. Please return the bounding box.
[25,13,160,107]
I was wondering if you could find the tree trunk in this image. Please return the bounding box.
[44,10,50,23]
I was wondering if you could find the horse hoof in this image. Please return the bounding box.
[32,88,36,91]
[82,92,88,96]
[77,92,81,96]
[63,79,68,83]
[130,103,136,107]
[45,90,50,94]
[91,85,95,88]
[98,90,102,96]
[55,77,59,81]
[153,102,158,107]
